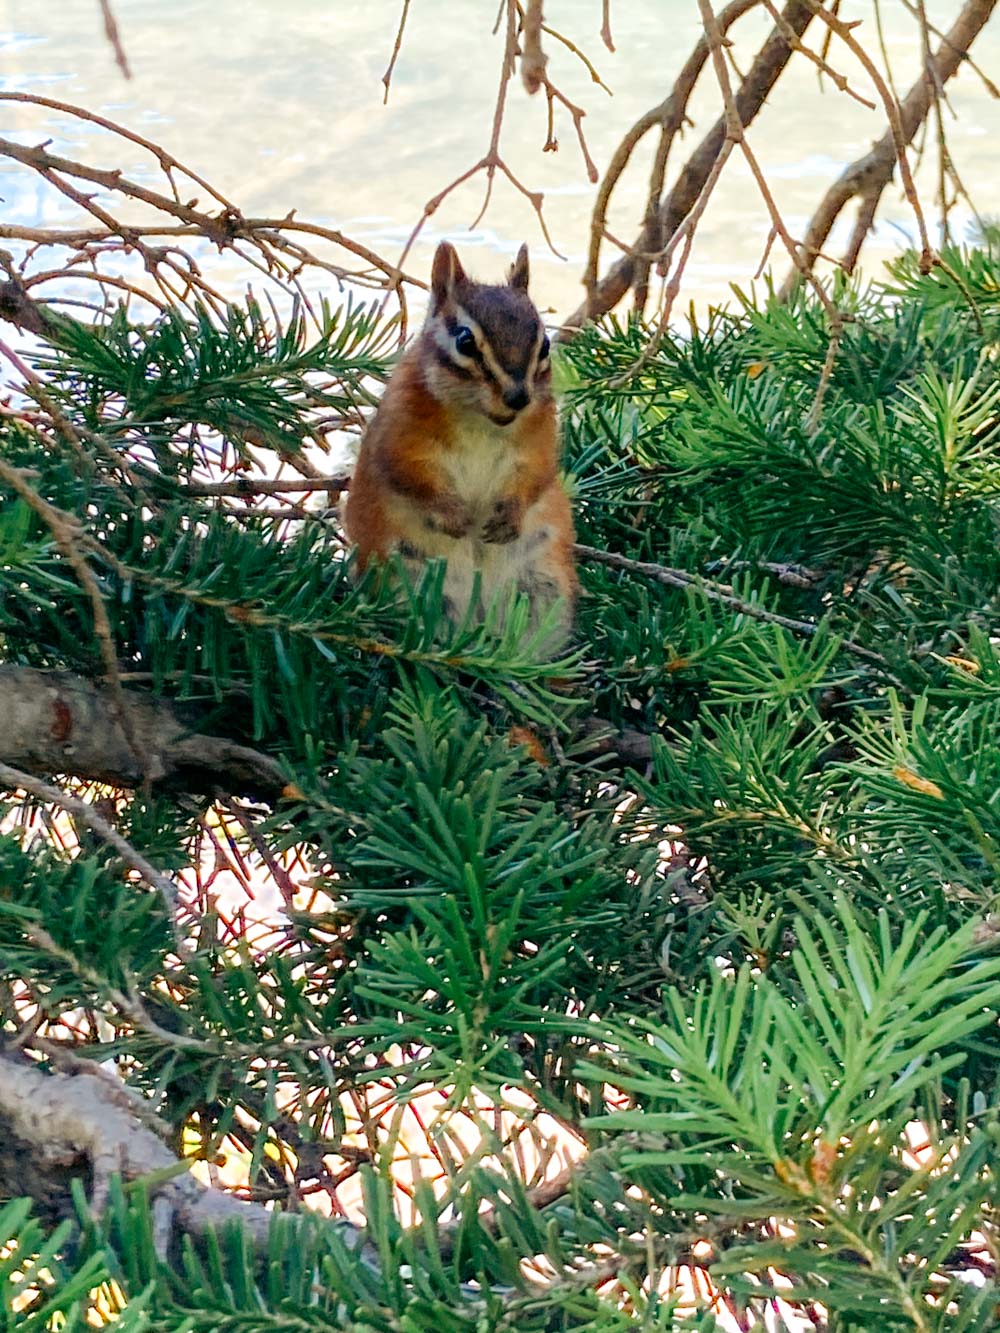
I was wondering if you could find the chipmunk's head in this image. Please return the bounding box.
[423,241,551,426]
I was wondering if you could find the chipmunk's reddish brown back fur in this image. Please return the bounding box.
[344,241,576,645]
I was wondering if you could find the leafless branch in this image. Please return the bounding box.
[575,543,887,666]
[566,0,812,332]
[97,0,131,80]
[382,0,412,102]
[802,0,933,271]
[600,0,615,52]
[781,0,998,296]
[0,94,421,332]
[134,465,351,500]
[0,1053,366,1255]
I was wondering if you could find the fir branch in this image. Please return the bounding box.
[575,542,887,666]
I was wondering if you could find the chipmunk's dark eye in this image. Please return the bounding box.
[539,334,551,361]
[454,326,477,357]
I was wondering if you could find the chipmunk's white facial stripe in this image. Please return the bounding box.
[529,324,549,374]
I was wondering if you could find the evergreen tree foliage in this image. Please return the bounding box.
[2,233,1000,1329]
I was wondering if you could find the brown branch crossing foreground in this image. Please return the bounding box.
[575,544,886,666]
[0,665,287,798]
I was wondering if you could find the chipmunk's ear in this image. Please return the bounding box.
[430,242,466,312]
[508,243,530,292]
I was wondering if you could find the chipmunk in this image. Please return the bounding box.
[344,241,576,647]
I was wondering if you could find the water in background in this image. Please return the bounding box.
[1,1,999,321]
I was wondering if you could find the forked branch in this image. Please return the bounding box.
[782,0,999,296]
[565,0,815,331]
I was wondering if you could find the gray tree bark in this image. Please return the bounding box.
[0,665,286,798]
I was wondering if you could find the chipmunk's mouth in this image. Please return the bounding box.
[487,410,518,426]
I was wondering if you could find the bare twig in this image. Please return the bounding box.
[0,94,421,331]
[805,318,844,433]
[521,0,548,93]
[781,0,998,296]
[566,0,813,332]
[382,0,413,102]
[386,0,556,297]
[581,0,761,319]
[136,467,351,499]
[600,0,615,52]
[704,558,822,586]
[388,0,615,293]
[802,0,933,271]
[97,0,131,79]
[760,0,875,107]
[540,22,612,93]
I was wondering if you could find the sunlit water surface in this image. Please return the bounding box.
[2,1,999,320]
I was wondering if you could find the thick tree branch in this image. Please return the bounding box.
[0,1053,363,1254]
[0,665,288,798]
[579,0,761,319]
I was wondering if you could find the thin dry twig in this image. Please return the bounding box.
[805,317,845,433]
[387,0,613,298]
[698,0,837,316]
[688,0,845,425]
[782,0,998,296]
[0,93,421,335]
[382,0,413,102]
[580,0,762,317]
[540,21,612,93]
[760,0,875,107]
[97,0,131,80]
[142,471,351,499]
[529,52,600,182]
[898,0,999,97]
[568,0,814,332]
[600,0,615,52]
[385,1,564,306]
[803,0,933,271]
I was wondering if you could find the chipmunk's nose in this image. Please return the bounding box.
[503,385,530,413]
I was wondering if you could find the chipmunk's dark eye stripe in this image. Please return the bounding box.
[434,347,476,378]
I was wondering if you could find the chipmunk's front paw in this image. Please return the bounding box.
[482,496,523,544]
[427,495,474,539]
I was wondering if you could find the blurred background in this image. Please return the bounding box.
[3,0,999,320]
